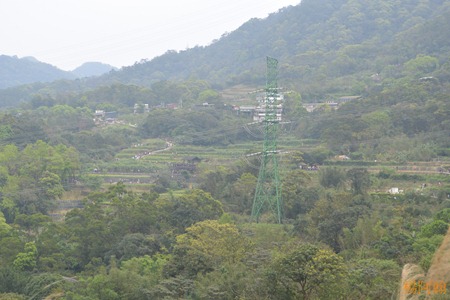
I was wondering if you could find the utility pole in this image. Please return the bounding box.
[251,57,283,223]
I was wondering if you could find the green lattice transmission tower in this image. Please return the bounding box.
[251,57,283,223]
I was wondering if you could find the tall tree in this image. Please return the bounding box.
[270,243,348,300]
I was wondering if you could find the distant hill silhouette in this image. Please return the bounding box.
[0,56,118,89]
[0,55,74,89]
[71,62,117,78]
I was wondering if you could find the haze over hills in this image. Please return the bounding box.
[3,0,448,101]
[71,62,118,78]
[1,0,450,111]
[0,1,449,298]
[0,0,447,157]
[0,55,74,89]
[0,55,117,89]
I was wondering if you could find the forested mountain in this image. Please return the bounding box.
[99,0,450,93]
[2,0,450,102]
[1,0,448,152]
[0,0,448,153]
[0,55,74,89]
[0,1,449,299]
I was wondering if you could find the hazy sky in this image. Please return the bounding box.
[0,0,300,71]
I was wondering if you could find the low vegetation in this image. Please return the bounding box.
[0,0,449,298]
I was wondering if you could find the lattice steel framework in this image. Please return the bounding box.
[251,57,283,223]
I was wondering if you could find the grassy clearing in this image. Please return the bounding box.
[239,222,293,249]
[60,189,88,200]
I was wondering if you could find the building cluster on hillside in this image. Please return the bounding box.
[93,110,118,125]
[302,96,361,112]
[133,102,178,113]
[231,92,284,122]
[299,164,319,171]
[133,103,150,114]
[94,94,362,125]
[231,94,361,117]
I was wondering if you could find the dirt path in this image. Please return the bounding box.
[133,140,173,160]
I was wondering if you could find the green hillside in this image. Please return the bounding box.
[0,0,449,299]
[103,0,450,93]
[3,0,450,101]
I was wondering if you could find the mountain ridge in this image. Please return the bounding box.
[1,0,450,106]
[90,0,450,93]
[0,55,117,89]
[0,55,74,89]
[71,62,118,78]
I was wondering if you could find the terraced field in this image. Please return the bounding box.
[85,137,322,187]
[55,136,449,221]
[85,135,449,188]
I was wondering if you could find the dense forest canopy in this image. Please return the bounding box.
[0,0,449,299]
